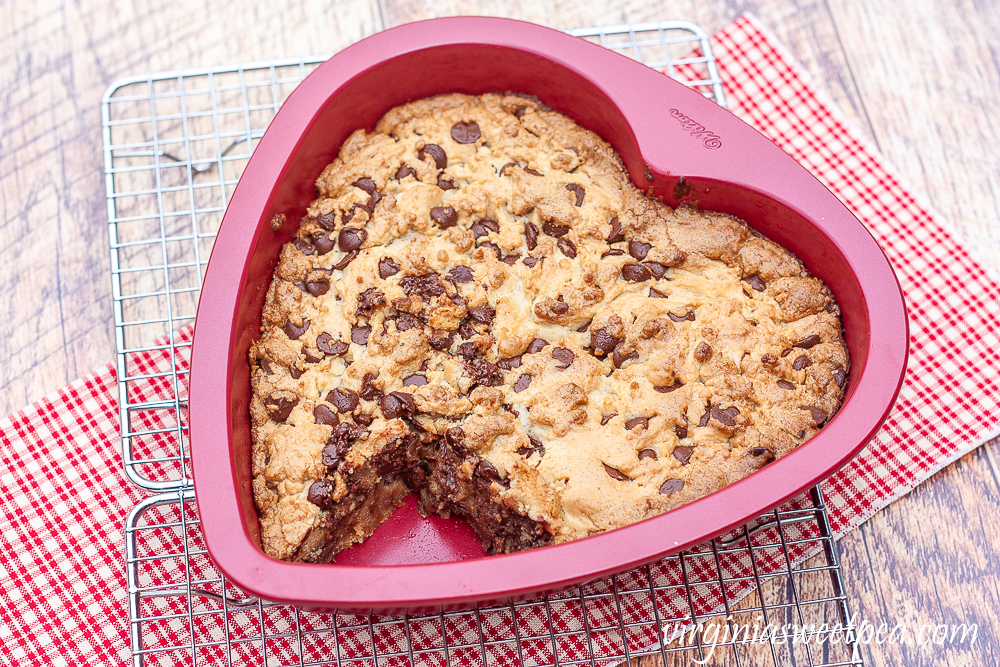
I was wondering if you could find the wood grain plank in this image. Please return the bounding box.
[827,0,1000,273]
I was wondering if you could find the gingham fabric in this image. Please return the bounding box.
[2,14,998,665]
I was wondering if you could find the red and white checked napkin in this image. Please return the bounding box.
[2,14,999,665]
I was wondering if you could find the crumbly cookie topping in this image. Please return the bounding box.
[249,93,848,561]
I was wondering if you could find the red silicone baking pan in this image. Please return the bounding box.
[190,16,907,614]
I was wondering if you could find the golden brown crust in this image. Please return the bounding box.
[250,93,849,560]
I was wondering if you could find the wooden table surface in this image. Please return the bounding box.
[2,1,997,665]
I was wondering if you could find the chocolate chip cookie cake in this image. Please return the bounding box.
[249,92,849,562]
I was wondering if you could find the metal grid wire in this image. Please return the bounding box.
[104,20,859,667]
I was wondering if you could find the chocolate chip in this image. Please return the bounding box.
[667,311,695,323]
[446,265,474,284]
[333,250,358,270]
[698,404,712,427]
[465,358,504,387]
[566,183,585,207]
[353,176,378,196]
[748,447,775,466]
[800,406,828,427]
[312,231,335,255]
[649,287,669,298]
[794,334,822,349]
[523,256,539,268]
[401,374,428,388]
[418,144,447,169]
[517,436,544,458]
[395,164,416,180]
[622,263,652,282]
[316,333,348,357]
[601,248,625,258]
[428,329,454,351]
[436,175,455,190]
[265,395,298,422]
[628,240,651,260]
[526,338,548,354]
[576,320,593,333]
[644,262,667,279]
[672,446,694,465]
[307,479,335,509]
[612,345,639,369]
[354,412,374,426]
[524,167,543,176]
[659,479,684,496]
[590,327,621,357]
[303,349,323,363]
[498,356,522,370]
[781,349,793,358]
[606,216,625,244]
[337,227,366,252]
[305,278,330,297]
[259,358,273,375]
[317,211,337,230]
[551,347,574,370]
[451,121,481,143]
[396,315,421,331]
[638,448,658,461]
[471,218,499,238]
[469,305,496,325]
[380,391,416,419]
[525,223,539,250]
[600,414,616,425]
[327,387,360,414]
[499,162,517,176]
[654,382,683,393]
[445,427,465,448]
[833,368,847,389]
[745,274,766,292]
[458,320,478,340]
[502,254,520,265]
[294,237,316,255]
[474,459,503,491]
[283,319,310,340]
[378,257,400,279]
[603,464,631,482]
[513,374,532,392]
[762,353,778,366]
[321,442,343,472]
[792,355,813,371]
[428,206,457,229]
[675,424,688,439]
[288,365,303,380]
[625,417,649,431]
[351,325,371,345]
[357,288,386,317]
[359,373,381,401]
[557,237,577,258]
[694,342,713,363]
[314,404,340,427]
[542,221,569,238]
[777,380,796,390]
[400,273,445,298]
[513,107,527,119]
[711,405,740,427]
[477,241,503,261]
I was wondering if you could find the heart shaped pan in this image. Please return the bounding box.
[190,16,907,614]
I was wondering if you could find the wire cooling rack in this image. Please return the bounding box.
[104,20,861,667]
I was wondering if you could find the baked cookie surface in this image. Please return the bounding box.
[249,93,849,562]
